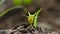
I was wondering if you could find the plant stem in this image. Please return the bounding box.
[0,6,22,18]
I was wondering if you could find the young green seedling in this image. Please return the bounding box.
[24,8,42,28]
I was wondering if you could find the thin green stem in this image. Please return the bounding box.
[0,6,22,17]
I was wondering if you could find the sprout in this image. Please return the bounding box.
[24,8,42,28]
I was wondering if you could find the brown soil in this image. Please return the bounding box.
[0,0,60,31]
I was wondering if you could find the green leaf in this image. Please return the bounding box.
[34,8,42,28]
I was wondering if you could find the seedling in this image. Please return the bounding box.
[24,8,42,28]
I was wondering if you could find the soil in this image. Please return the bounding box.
[0,0,60,32]
[10,24,48,34]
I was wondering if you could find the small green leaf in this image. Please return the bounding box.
[34,8,42,28]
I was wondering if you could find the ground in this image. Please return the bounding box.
[0,0,60,32]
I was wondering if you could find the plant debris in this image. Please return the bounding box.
[10,24,48,34]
